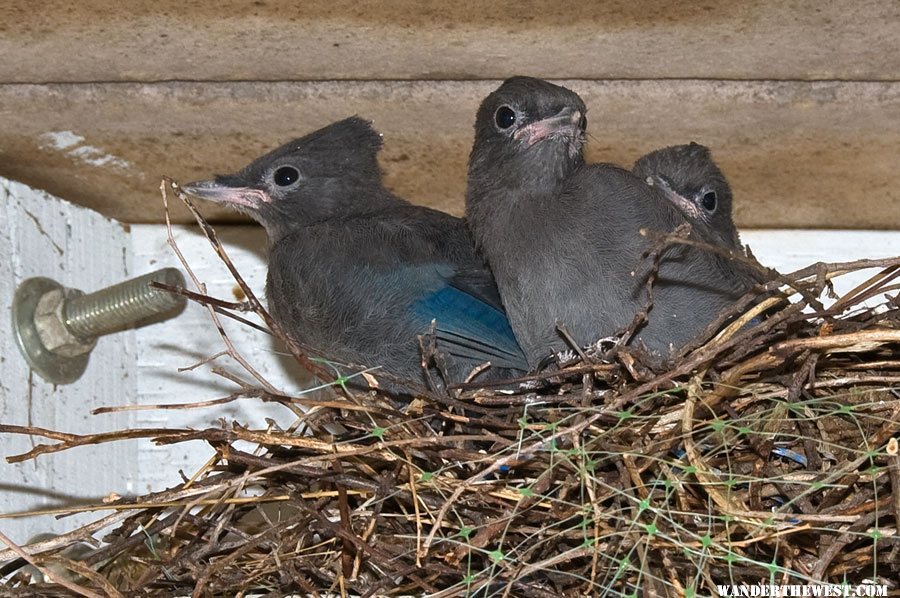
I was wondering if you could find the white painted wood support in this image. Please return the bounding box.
[0,179,136,544]
[128,225,312,496]
[0,182,308,545]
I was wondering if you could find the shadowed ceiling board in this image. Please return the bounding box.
[0,0,896,82]
[0,80,896,228]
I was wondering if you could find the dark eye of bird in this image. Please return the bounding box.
[273,166,300,187]
[579,114,587,132]
[701,191,717,212]
[494,105,516,129]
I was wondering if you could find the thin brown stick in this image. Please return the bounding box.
[160,179,284,395]
[1,424,193,463]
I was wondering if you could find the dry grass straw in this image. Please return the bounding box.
[1,179,899,597]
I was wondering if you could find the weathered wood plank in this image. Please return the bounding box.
[0,80,897,228]
[0,0,896,82]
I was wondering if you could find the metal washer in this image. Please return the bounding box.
[12,277,91,385]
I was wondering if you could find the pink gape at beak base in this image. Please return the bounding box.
[513,107,583,147]
[181,181,272,211]
[648,176,701,220]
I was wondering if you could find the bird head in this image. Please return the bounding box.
[182,116,387,242]
[468,76,587,194]
[633,142,742,250]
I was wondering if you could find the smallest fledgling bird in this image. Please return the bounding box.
[633,142,742,251]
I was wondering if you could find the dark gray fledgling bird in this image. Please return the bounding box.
[466,77,760,367]
[182,117,528,389]
[633,142,742,251]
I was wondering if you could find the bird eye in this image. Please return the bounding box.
[273,166,300,187]
[701,190,717,212]
[578,114,587,132]
[494,106,516,129]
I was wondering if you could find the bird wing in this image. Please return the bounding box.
[412,274,528,371]
[400,211,528,372]
[273,210,529,373]
[444,266,506,312]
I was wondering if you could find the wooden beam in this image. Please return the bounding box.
[0,0,896,82]
[0,80,897,228]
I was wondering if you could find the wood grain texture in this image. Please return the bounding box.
[0,0,896,82]
[0,80,897,228]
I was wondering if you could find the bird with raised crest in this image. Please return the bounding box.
[183,116,528,391]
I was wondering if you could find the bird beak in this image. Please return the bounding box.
[180,179,272,211]
[649,176,701,219]
[514,106,584,147]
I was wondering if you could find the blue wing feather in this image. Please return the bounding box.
[412,285,528,371]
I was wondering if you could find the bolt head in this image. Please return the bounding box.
[12,278,91,385]
[34,288,97,357]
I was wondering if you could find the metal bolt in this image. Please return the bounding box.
[12,268,187,385]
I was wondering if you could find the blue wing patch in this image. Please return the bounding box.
[413,286,528,371]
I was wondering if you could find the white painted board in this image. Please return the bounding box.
[0,179,137,545]
[129,225,314,496]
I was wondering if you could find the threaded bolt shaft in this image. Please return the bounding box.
[64,268,186,340]
[13,268,188,385]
